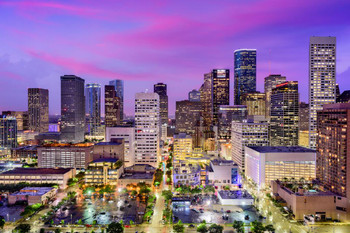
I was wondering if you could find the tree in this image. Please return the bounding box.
[77,219,83,225]
[0,218,5,230]
[173,220,185,233]
[15,224,31,233]
[251,221,265,233]
[208,224,223,233]
[197,223,208,233]
[39,228,45,233]
[162,190,173,201]
[107,222,124,233]
[264,224,275,232]
[232,220,244,233]
[54,229,61,233]
[114,160,123,169]
[60,220,65,225]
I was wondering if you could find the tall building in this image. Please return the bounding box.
[200,73,213,126]
[316,103,350,200]
[231,118,269,170]
[175,100,202,135]
[270,81,299,146]
[135,92,160,168]
[299,102,310,148]
[264,74,286,119]
[241,92,266,116]
[28,88,49,133]
[218,105,247,140]
[85,83,101,136]
[2,111,28,131]
[105,85,121,127]
[109,80,124,121]
[309,36,336,149]
[173,133,192,161]
[234,49,256,105]
[188,89,201,102]
[0,115,17,150]
[60,75,85,143]
[154,83,168,124]
[212,69,230,126]
[337,90,350,103]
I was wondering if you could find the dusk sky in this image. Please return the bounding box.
[1,0,350,116]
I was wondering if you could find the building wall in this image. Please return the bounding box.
[264,74,286,120]
[92,143,124,160]
[241,92,266,116]
[173,136,192,160]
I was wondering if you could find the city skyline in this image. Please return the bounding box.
[1,1,350,116]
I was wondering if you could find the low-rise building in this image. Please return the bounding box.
[11,146,38,161]
[173,160,201,186]
[245,146,316,189]
[118,164,156,188]
[92,141,124,160]
[207,159,240,189]
[173,133,192,161]
[85,158,123,186]
[8,187,56,205]
[218,190,254,206]
[0,168,75,189]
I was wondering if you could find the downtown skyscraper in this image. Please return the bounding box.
[234,49,256,105]
[85,83,101,136]
[28,88,49,133]
[264,74,286,120]
[105,85,121,127]
[109,80,124,121]
[60,75,85,143]
[212,69,230,126]
[154,83,168,124]
[309,36,336,149]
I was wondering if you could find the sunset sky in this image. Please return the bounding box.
[1,0,350,116]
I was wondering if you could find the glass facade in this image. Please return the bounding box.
[109,80,124,121]
[85,83,101,136]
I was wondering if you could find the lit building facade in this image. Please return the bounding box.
[234,49,256,105]
[85,83,101,136]
[188,89,201,102]
[105,85,121,127]
[218,105,247,140]
[212,69,230,126]
[173,160,201,186]
[154,83,168,124]
[175,100,202,135]
[0,115,17,150]
[173,133,192,160]
[309,36,336,149]
[207,159,240,189]
[264,74,286,119]
[2,111,28,131]
[109,80,124,121]
[199,73,213,126]
[60,75,85,143]
[85,158,123,186]
[270,81,299,146]
[240,92,266,116]
[135,92,160,168]
[28,88,49,133]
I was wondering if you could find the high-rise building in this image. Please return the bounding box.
[299,102,309,131]
[109,80,124,121]
[2,111,28,131]
[173,133,192,161]
[60,75,85,143]
[270,81,299,146]
[85,84,101,136]
[135,92,160,168]
[264,74,286,119]
[200,73,213,126]
[175,100,202,135]
[188,89,201,102]
[218,105,247,140]
[309,36,336,149]
[316,103,350,199]
[212,69,230,126]
[337,90,350,103]
[231,118,269,170]
[0,115,17,150]
[154,83,168,124]
[234,49,256,105]
[105,85,121,127]
[241,92,266,116]
[28,88,49,133]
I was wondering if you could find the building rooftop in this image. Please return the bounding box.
[174,133,192,139]
[218,190,253,200]
[248,146,315,153]
[120,172,154,180]
[0,168,72,175]
[211,159,235,166]
[95,142,123,146]
[12,187,55,196]
[91,158,118,163]
[40,143,93,148]
[13,145,38,151]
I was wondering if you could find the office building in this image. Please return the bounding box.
[0,115,17,150]
[299,102,309,131]
[264,74,286,119]
[173,133,192,161]
[173,160,201,186]
[85,158,123,186]
[28,88,49,133]
[231,118,269,170]
[316,103,350,198]
[309,36,336,149]
[105,85,121,127]
[270,81,299,146]
[337,90,350,103]
[85,83,101,136]
[241,92,266,116]
[212,69,230,126]
[38,143,93,170]
[234,49,256,105]
[118,164,156,188]
[245,146,316,189]
[135,92,160,168]
[207,159,240,189]
[2,111,28,131]
[175,100,202,135]
[154,83,168,124]
[188,89,201,102]
[60,75,85,143]
[109,80,124,121]
[218,105,247,140]
[105,126,135,167]
[92,141,124,160]
[199,73,213,126]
